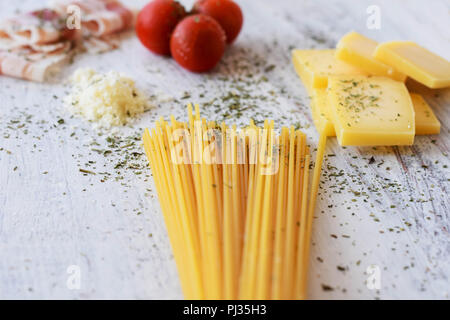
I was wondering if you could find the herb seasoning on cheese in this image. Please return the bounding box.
[327,75,415,146]
[65,68,152,127]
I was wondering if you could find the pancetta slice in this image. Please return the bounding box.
[0,0,132,81]
[51,0,134,37]
[0,41,74,82]
[0,9,76,46]
[82,36,119,54]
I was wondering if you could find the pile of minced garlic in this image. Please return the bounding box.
[65,68,152,127]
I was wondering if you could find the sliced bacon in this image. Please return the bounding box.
[0,42,74,82]
[52,0,134,37]
[104,1,134,32]
[29,41,73,54]
[0,9,75,46]
[83,36,119,54]
[0,8,77,82]
[51,0,108,14]
[0,0,132,82]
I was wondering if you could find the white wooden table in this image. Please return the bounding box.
[0,0,449,299]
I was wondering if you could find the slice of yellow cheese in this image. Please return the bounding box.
[311,88,336,136]
[374,41,450,89]
[336,32,406,82]
[292,49,367,89]
[410,93,440,135]
[327,75,415,146]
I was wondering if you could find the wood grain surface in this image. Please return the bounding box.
[0,0,449,299]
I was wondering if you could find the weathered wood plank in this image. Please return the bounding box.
[0,0,448,299]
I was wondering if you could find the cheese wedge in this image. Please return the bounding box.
[311,88,336,136]
[336,32,406,82]
[327,75,415,146]
[374,41,450,89]
[410,93,440,135]
[292,49,367,89]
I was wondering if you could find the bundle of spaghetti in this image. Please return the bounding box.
[142,104,326,300]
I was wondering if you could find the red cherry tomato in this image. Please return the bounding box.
[170,14,226,72]
[193,0,243,44]
[136,0,186,56]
